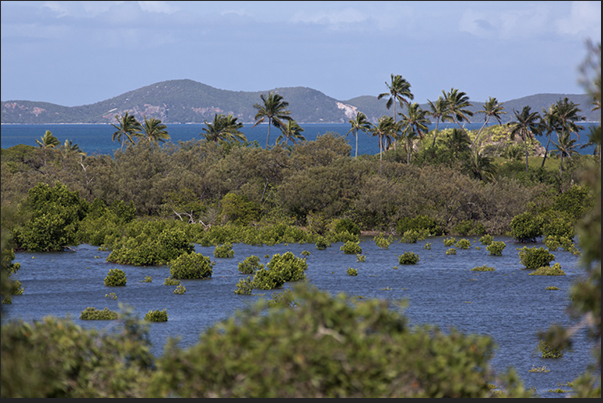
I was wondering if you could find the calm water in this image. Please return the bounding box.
[3,235,594,398]
[1,122,598,156]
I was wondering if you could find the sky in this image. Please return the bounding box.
[1,1,601,107]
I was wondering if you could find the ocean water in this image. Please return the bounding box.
[1,122,598,157]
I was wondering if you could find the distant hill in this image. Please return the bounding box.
[1,79,600,124]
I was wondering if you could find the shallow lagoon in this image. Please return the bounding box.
[4,235,593,398]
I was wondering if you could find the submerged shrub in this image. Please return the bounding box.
[455,239,471,249]
[446,248,457,255]
[545,286,560,290]
[214,243,235,258]
[423,242,431,250]
[334,218,360,236]
[443,237,456,247]
[356,254,366,262]
[340,241,362,255]
[105,292,117,300]
[398,252,419,265]
[479,234,493,246]
[529,263,565,276]
[374,233,393,249]
[267,288,297,308]
[400,230,419,244]
[486,241,506,256]
[252,267,285,290]
[104,269,127,287]
[471,266,495,272]
[266,252,307,282]
[163,277,181,286]
[538,340,565,358]
[238,255,264,275]
[301,250,311,256]
[169,252,214,280]
[346,267,358,276]
[315,236,330,250]
[79,307,118,320]
[544,235,561,251]
[144,309,168,322]
[173,285,186,294]
[234,277,254,295]
[143,276,152,283]
[518,247,555,270]
[510,212,543,242]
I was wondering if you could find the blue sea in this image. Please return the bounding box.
[1,122,598,157]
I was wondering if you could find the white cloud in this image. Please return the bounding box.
[138,1,179,15]
[556,1,601,38]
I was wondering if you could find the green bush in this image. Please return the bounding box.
[518,247,555,270]
[144,309,168,322]
[234,277,254,295]
[163,277,180,286]
[540,211,575,239]
[453,220,484,236]
[266,252,307,282]
[267,288,297,308]
[471,266,495,272]
[334,218,360,236]
[315,236,330,250]
[301,250,311,256]
[374,233,393,249]
[400,229,426,243]
[398,252,419,265]
[149,283,532,398]
[443,237,456,247]
[396,215,441,236]
[143,276,152,283]
[104,269,127,287]
[340,241,362,255]
[545,286,560,290]
[528,263,566,276]
[169,252,214,280]
[79,307,118,320]
[455,239,471,249]
[173,285,186,294]
[238,255,264,274]
[214,243,235,258]
[538,340,565,358]
[346,267,358,276]
[544,235,561,251]
[510,212,543,242]
[252,267,285,290]
[486,241,506,256]
[446,248,457,255]
[479,234,493,246]
[423,242,431,250]
[356,254,366,262]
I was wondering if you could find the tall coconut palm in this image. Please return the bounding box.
[276,120,305,146]
[377,74,414,125]
[539,105,560,168]
[370,115,397,163]
[509,106,543,173]
[201,113,246,143]
[580,125,601,162]
[553,97,584,143]
[444,128,471,162]
[472,97,506,148]
[140,115,170,145]
[400,125,420,164]
[252,92,292,148]
[61,139,86,159]
[443,88,474,134]
[427,96,452,148]
[551,130,580,173]
[111,112,142,151]
[346,112,372,158]
[35,130,60,149]
[399,102,430,140]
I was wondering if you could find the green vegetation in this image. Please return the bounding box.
[538,339,566,358]
[446,248,457,255]
[144,309,168,322]
[143,276,152,283]
[104,269,127,287]
[266,252,307,283]
[545,286,560,290]
[346,267,358,276]
[238,255,264,275]
[163,277,180,286]
[398,252,420,265]
[173,285,186,295]
[518,247,555,270]
[423,242,431,250]
[528,365,550,373]
[486,241,506,256]
[356,254,366,262]
[529,263,566,276]
[455,239,471,249]
[471,266,495,272]
[479,234,493,245]
[213,243,234,258]
[340,241,362,255]
[79,307,118,320]
[374,233,393,249]
[443,237,456,247]
[169,252,214,280]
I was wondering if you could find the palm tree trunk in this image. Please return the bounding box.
[432,118,440,148]
[266,118,272,149]
[541,133,552,168]
[524,135,529,173]
[355,129,358,158]
[472,117,490,148]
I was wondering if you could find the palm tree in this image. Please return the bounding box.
[442,88,474,134]
[539,105,560,168]
[444,128,471,162]
[111,112,142,151]
[427,96,452,148]
[61,139,86,159]
[377,74,414,125]
[252,92,292,148]
[553,97,584,144]
[509,106,542,173]
[400,125,419,164]
[201,113,246,143]
[36,130,60,149]
[370,115,397,163]
[346,112,372,158]
[399,102,430,140]
[140,116,170,144]
[580,125,601,162]
[465,149,497,182]
[472,97,506,148]
[276,120,305,146]
[551,130,580,173]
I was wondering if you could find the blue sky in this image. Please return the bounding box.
[1,1,601,107]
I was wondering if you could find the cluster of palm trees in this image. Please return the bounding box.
[111,112,170,150]
[35,130,86,165]
[107,73,596,176]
